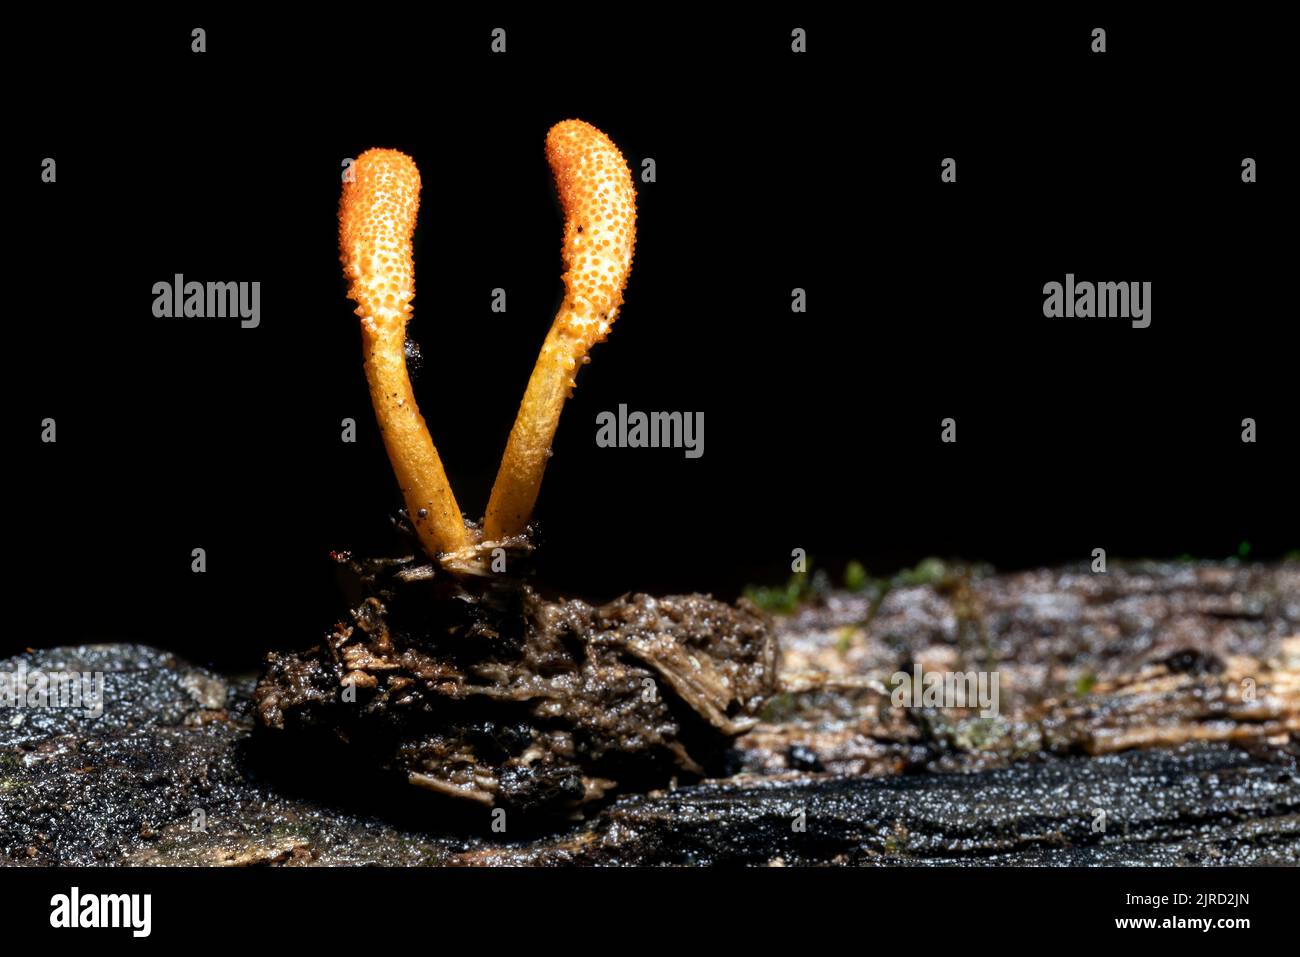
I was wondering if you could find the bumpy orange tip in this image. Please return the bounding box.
[340,149,421,329]
[546,120,637,354]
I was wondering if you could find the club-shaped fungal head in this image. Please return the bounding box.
[546,119,637,370]
[340,148,420,329]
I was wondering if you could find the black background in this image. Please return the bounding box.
[3,863,1285,941]
[13,11,1293,668]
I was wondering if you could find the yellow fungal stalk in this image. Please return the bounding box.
[484,120,638,540]
[340,148,470,558]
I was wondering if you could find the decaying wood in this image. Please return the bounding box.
[2,560,1296,866]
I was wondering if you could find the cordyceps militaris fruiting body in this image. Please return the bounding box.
[340,149,470,560]
[484,120,637,541]
[255,122,777,815]
[339,120,637,570]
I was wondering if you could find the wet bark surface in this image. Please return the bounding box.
[2,560,1297,866]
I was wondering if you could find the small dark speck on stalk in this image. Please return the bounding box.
[404,337,423,377]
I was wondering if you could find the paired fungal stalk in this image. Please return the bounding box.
[484,121,637,540]
[339,121,636,569]
[340,149,471,559]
